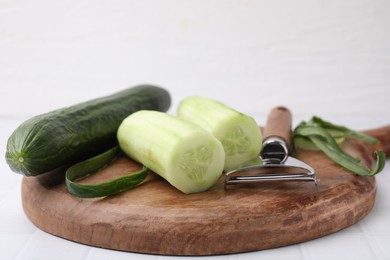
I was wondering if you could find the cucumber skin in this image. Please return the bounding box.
[6,85,171,176]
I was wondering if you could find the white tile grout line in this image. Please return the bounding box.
[13,229,38,260]
[359,223,386,260]
[84,246,96,260]
[358,171,390,260]
[359,209,389,260]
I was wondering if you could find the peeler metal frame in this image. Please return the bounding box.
[224,107,318,190]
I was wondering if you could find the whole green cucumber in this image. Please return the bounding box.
[6,84,171,176]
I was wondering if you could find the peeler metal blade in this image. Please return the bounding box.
[224,157,317,189]
[224,106,317,190]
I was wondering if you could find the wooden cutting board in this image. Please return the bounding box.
[21,125,390,256]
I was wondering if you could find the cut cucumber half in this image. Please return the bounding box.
[177,96,262,172]
[117,110,225,194]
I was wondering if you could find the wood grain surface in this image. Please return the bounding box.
[21,125,390,256]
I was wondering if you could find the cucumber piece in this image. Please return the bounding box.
[177,96,262,172]
[6,85,171,176]
[117,110,225,194]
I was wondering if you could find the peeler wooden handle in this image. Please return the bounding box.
[260,106,293,164]
[262,106,293,152]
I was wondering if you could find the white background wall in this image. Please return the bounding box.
[1,0,389,122]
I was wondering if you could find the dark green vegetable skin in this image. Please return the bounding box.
[6,85,171,176]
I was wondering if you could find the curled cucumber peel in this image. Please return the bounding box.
[294,117,385,176]
[65,146,148,198]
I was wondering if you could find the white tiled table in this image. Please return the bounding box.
[1,116,389,260]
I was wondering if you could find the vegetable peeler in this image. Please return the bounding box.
[224,106,317,190]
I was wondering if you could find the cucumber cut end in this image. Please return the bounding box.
[218,117,262,172]
[169,132,225,194]
[177,96,263,173]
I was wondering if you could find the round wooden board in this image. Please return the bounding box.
[21,136,379,256]
[22,122,390,255]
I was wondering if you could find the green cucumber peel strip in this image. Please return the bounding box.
[65,146,148,198]
[296,126,361,164]
[307,116,379,144]
[295,122,385,176]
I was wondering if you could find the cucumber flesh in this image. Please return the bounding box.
[117,110,225,194]
[177,96,262,172]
